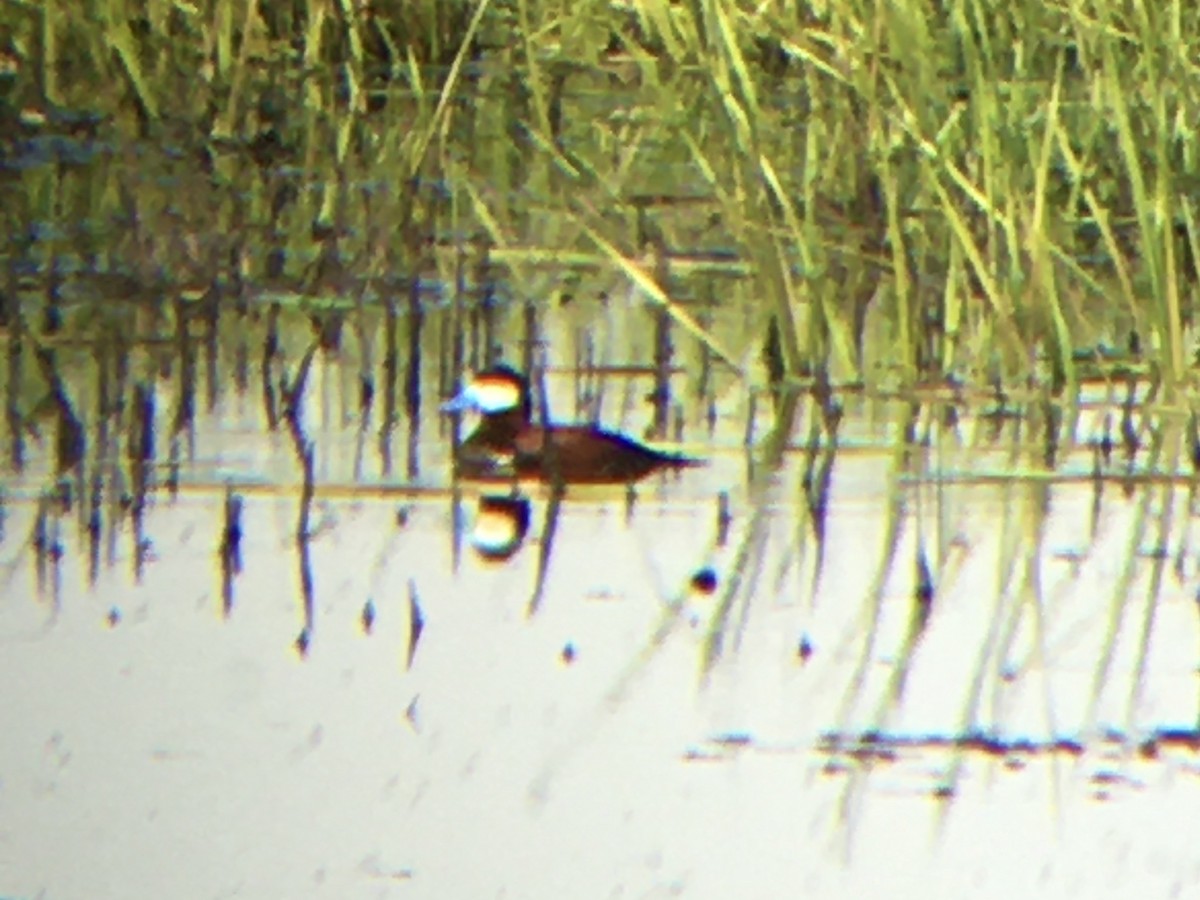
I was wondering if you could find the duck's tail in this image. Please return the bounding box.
[661,450,706,470]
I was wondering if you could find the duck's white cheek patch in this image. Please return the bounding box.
[470,380,521,413]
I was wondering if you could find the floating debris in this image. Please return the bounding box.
[710,731,753,748]
[690,567,718,595]
[819,730,1089,766]
[361,599,376,635]
[105,607,121,628]
[560,642,576,665]
[797,635,814,663]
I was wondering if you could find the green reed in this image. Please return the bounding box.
[5,0,1196,391]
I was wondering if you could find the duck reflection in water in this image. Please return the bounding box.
[469,494,532,562]
[442,365,703,486]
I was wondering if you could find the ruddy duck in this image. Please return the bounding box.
[441,365,703,485]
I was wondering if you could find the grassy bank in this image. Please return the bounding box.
[0,0,1197,393]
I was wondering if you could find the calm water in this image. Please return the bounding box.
[2,329,1200,898]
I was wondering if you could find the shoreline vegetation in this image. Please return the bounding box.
[0,0,1197,396]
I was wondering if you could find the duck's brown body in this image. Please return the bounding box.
[446,367,702,486]
[459,421,701,485]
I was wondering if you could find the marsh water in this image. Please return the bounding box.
[3,298,1200,898]
[3,49,1200,900]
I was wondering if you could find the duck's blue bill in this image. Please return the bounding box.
[440,388,478,413]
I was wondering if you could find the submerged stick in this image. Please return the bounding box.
[527,486,564,619]
[405,258,425,481]
[379,292,398,475]
[172,294,197,461]
[406,579,424,670]
[282,341,319,636]
[219,484,244,618]
[261,301,281,430]
[32,342,85,478]
[6,315,24,471]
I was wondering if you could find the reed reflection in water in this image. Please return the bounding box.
[1,310,1200,898]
